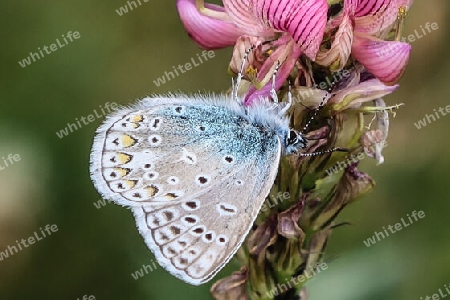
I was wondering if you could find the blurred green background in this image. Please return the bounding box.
[0,1,449,299]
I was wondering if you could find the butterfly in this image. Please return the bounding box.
[89,52,339,285]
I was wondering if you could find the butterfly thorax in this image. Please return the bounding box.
[243,100,307,156]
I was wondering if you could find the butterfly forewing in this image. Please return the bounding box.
[90,95,282,284]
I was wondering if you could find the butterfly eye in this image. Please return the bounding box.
[286,130,307,153]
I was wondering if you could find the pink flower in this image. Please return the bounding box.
[177,0,329,104]
[318,0,413,85]
[177,0,328,59]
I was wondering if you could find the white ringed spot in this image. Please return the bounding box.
[148,134,162,146]
[144,171,159,181]
[216,234,229,246]
[216,202,238,216]
[235,179,244,186]
[181,215,199,226]
[150,118,162,131]
[195,174,211,186]
[180,148,197,164]
[190,225,206,236]
[181,199,200,211]
[202,230,216,243]
[167,176,179,185]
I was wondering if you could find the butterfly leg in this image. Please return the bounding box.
[278,79,292,116]
[270,60,281,104]
[233,45,256,104]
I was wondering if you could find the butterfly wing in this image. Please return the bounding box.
[90,95,281,285]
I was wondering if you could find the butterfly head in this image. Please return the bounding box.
[284,129,307,155]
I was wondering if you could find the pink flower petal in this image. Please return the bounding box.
[329,0,358,28]
[330,78,399,109]
[177,0,245,49]
[352,35,411,85]
[316,14,354,70]
[253,0,328,60]
[222,0,270,35]
[244,40,302,105]
[354,0,412,34]
[228,36,266,75]
[354,0,386,17]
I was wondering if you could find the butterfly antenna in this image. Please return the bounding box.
[233,45,256,103]
[299,147,347,157]
[300,70,345,134]
[301,92,331,134]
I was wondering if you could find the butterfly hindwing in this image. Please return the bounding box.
[132,151,280,284]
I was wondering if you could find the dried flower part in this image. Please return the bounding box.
[361,129,387,164]
[303,228,331,269]
[339,163,375,201]
[372,98,390,140]
[211,267,250,300]
[248,214,278,257]
[277,198,306,239]
[298,288,308,300]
